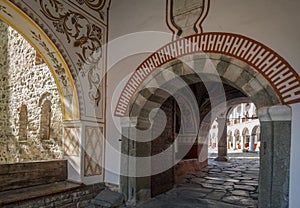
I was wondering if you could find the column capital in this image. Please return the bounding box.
[121,117,138,127]
[258,105,292,122]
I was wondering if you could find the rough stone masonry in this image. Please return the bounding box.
[0,21,63,163]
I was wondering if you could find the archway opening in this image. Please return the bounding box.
[0,20,75,201]
[209,102,260,156]
[120,53,292,207]
[0,21,63,164]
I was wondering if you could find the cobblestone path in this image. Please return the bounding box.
[137,159,259,208]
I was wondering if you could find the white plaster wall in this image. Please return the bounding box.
[109,0,170,40]
[106,0,172,185]
[290,103,300,208]
[203,0,300,75]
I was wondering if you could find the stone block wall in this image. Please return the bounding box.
[0,21,63,163]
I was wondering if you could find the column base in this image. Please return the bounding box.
[215,156,229,162]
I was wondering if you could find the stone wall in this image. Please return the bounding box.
[0,21,63,163]
[2,184,105,208]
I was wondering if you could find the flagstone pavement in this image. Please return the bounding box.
[137,158,259,208]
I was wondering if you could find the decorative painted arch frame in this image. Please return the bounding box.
[0,0,79,120]
[115,32,300,117]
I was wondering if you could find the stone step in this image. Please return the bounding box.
[87,189,125,208]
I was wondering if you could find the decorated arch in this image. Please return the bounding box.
[0,0,79,120]
[115,32,300,117]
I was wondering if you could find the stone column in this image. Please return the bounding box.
[240,135,244,150]
[198,120,210,165]
[249,134,255,151]
[258,105,291,208]
[120,117,136,205]
[120,117,151,206]
[232,135,236,151]
[215,116,229,162]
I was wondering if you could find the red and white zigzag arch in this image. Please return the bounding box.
[115,32,300,117]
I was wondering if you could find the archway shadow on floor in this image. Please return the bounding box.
[137,157,259,208]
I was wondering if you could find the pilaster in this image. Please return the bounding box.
[120,117,152,206]
[63,120,105,185]
[258,105,292,208]
[215,115,229,162]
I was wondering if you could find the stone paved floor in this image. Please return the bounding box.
[137,159,259,208]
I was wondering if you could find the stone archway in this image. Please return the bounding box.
[117,50,293,207]
[251,126,261,152]
[0,1,79,120]
[2,0,109,185]
[0,1,107,185]
[115,33,300,117]
[234,129,241,150]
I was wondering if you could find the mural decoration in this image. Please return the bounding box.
[64,127,80,156]
[0,5,13,18]
[167,0,210,38]
[0,0,80,120]
[75,0,106,21]
[31,31,68,87]
[84,127,103,176]
[39,0,103,107]
[115,33,300,116]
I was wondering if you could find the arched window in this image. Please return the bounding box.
[227,131,233,148]
[40,100,51,140]
[19,104,28,141]
[242,128,250,149]
[252,126,261,142]
[234,129,241,149]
